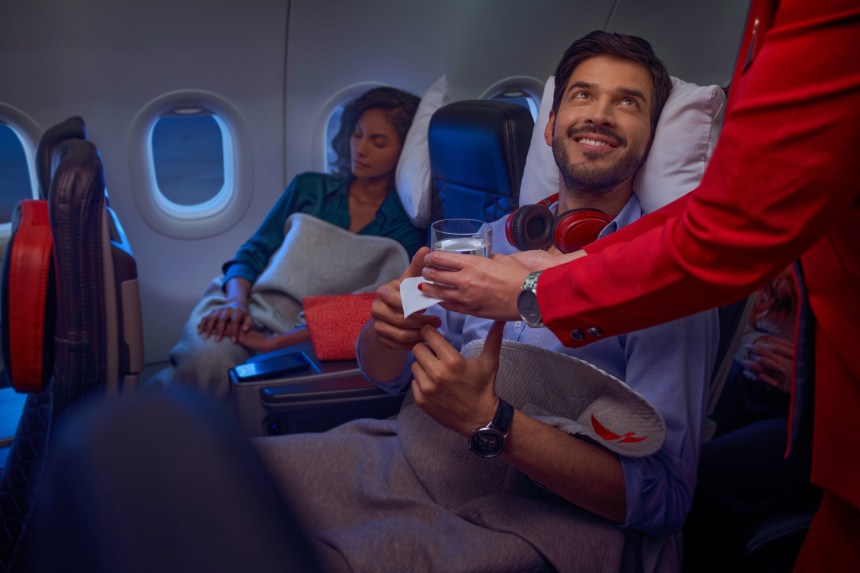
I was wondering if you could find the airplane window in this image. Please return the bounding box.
[491,90,539,120]
[481,76,544,122]
[129,91,252,239]
[151,112,225,206]
[324,107,344,172]
[0,123,35,223]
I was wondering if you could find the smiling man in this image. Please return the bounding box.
[356,30,717,565]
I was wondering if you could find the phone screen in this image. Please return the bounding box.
[233,352,311,382]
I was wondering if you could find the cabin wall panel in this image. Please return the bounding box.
[0,0,290,363]
[0,0,749,367]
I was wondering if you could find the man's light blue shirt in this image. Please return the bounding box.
[357,194,718,536]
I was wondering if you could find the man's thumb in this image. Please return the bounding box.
[480,320,506,364]
[402,246,431,279]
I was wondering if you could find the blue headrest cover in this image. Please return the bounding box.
[428,100,533,222]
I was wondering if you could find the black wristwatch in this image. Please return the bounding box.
[517,271,544,327]
[469,398,514,458]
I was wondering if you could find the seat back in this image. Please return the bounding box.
[428,100,533,223]
[701,294,756,441]
[0,135,143,571]
[49,138,144,402]
[35,116,87,200]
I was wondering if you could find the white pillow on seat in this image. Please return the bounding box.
[395,75,449,228]
[518,76,726,213]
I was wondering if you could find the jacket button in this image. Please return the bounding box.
[571,329,585,340]
[587,327,603,337]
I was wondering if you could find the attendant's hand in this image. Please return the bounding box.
[197,301,252,343]
[511,248,587,271]
[419,252,528,321]
[411,320,505,437]
[371,247,442,352]
[742,335,794,393]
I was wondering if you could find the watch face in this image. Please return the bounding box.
[517,289,542,326]
[469,428,505,457]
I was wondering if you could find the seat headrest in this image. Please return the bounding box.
[36,116,87,200]
[428,100,533,222]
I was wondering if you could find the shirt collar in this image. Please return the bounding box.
[549,193,642,238]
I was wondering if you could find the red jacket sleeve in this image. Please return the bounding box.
[541,0,860,347]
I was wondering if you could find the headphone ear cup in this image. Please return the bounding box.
[505,204,555,251]
[552,208,611,253]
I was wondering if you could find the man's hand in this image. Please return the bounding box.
[419,252,529,321]
[371,247,441,352]
[411,320,505,437]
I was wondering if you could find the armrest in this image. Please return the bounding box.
[229,341,406,436]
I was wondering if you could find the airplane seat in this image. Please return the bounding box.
[427,99,533,223]
[0,137,143,571]
[35,116,87,200]
[0,116,88,387]
[736,262,817,571]
[701,294,756,442]
[228,98,534,437]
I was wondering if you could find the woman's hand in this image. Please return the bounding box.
[236,325,310,354]
[198,277,253,343]
[411,320,505,437]
[418,252,529,321]
[197,301,252,343]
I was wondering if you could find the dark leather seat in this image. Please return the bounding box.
[0,135,143,571]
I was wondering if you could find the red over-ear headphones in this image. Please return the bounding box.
[505,193,610,253]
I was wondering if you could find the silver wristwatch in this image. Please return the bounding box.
[517,271,544,327]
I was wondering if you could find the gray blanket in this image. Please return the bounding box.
[151,213,409,396]
[254,340,678,573]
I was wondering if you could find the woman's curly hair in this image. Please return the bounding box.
[330,86,420,177]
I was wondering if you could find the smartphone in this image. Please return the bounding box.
[232,351,311,382]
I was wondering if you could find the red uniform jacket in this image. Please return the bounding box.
[538,0,860,510]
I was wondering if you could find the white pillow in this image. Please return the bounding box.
[395,75,449,227]
[518,76,726,213]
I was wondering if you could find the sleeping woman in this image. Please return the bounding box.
[153,86,425,396]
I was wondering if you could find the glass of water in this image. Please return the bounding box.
[430,218,492,257]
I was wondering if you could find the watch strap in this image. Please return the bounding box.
[492,398,514,435]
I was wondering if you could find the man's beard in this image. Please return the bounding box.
[552,126,644,194]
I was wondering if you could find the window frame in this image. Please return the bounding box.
[129,90,252,239]
[480,75,544,122]
[0,103,41,239]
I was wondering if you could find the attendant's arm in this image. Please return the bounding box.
[418,247,586,321]
[411,322,626,522]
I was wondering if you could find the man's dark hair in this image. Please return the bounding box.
[552,31,671,139]
[330,86,420,177]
